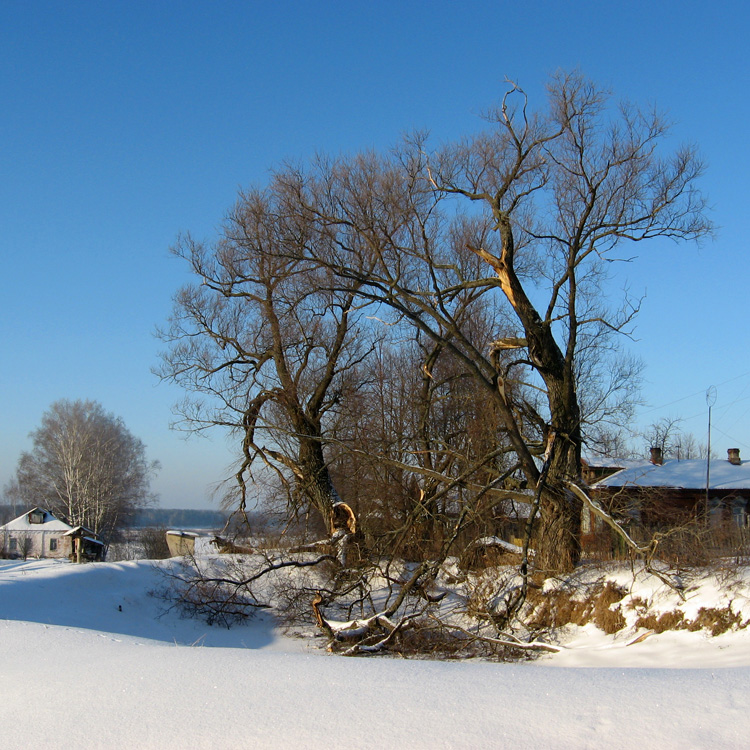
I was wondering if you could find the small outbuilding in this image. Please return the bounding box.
[63,526,105,562]
[165,530,219,557]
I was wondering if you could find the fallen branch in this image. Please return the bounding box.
[291,528,355,566]
[212,535,254,555]
[341,615,417,656]
[438,618,563,653]
[565,480,650,555]
[627,629,655,646]
[313,605,400,642]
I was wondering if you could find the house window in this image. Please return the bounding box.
[709,497,723,528]
[9,538,17,551]
[49,538,58,552]
[732,498,748,528]
[581,508,591,534]
[28,510,44,524]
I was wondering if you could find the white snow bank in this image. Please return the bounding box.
[0,559,749,749]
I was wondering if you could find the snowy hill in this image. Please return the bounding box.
[1,558,749,748]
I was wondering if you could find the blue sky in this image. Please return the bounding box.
[2,1,749,509]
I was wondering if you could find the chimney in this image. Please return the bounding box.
[728,448,741,466]
[650,447,663,465]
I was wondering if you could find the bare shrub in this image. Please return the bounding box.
[139,527,171,560]
[652,524,714,568]
[393,619,476,658]
[155,555,263,629]
[156,549,347,631]
[269,559,341,630]
[464,567,522,623]
[459,540,523,572]
[625,519,750,572]
[393,618,530,660]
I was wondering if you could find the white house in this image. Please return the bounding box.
[0,508,103,561]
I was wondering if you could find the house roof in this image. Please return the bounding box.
[594,458,750,492]
[63,526,103,544]
[63,525,96,536]
[166,530,199,538]
[0,507,73,532]
[582,456,652,471]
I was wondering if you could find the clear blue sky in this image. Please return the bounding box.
[2,1,748,509]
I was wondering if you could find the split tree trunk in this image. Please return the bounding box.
[471,212,583,574]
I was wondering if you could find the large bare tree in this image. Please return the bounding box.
[155,73,711,659]
[158,188,372,533]
[273,71,710,573]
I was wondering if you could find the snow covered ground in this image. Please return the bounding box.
[1,557,749,749]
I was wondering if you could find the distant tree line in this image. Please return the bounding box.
[130,508,228,530]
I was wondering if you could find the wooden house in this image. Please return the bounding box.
[589,448,750,533]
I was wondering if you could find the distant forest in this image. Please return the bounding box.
[129,508,228,529]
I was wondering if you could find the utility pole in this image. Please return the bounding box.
[706,386,716,508]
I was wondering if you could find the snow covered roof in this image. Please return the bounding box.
[0,507,72,532]
[582,456,651,471]
[594,458,750,492]
[63,525,96,536]
[63,526,104,544]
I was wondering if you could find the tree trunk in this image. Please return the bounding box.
[535,379,583,573]
[472,214,584,574]
[296,425,338,533]
[536,486,581,573]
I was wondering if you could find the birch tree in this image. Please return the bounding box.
[10,399,157,540]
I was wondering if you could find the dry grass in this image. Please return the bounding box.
[689,605,748,636]
[626,595,649,613]
[527,579,627,635]
[633,610,685,633]
[634,604,749,636]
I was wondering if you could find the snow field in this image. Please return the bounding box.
[1,558,749,748]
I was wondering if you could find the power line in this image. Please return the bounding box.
[725,403,750,435]
[639,370,750,416]
[718,377,750,422]
[673,393,750,425]
[710,425,750,451]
